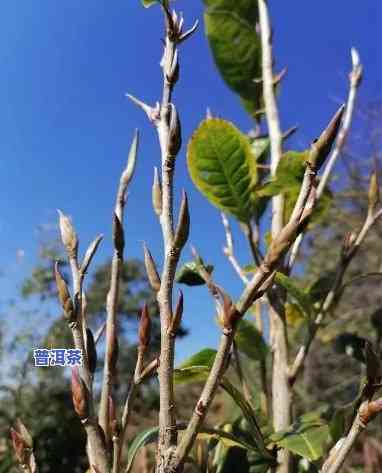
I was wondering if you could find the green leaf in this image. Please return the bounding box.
[334,333,366,363]
[283,186,333,229]
[174,348,217,385]
[328,408,346,444]
[198,425,258,452]
[187,118,258,222]
[274,273,314,319]
[204,1,262,117]
[307,271,337,304]
[251,137,270,164]
[270,413,329,461]
[126,426,159,472]
[235,319,268,361]
[285,303,306,328]
[175,261,214,286]
[141,0,160,7]
[178,348,217,368]
[258,151,307,197]
[221,378,272,460]
[126,423,257,473]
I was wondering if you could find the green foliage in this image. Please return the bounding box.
[257,150,334,225]
[221,379,271,457]
[203,0,263,117]
[174,348,217,384]
[176,260,214,286]
[307,271,337,304]
[258,151,307,198]
[235,319,268,362]
[270,412,330,461]
[126,426,159,473]
[141,0,162,7]
[274,273,315,319]
[187,118,258,222]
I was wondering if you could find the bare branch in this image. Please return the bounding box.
[57,212,109,473]
[171,158,320,471]
[320,399,382,473]
[127,8,197,471]
[221,213,249,284]
[288,49,362,270]
[289,206,382,384]
[99,130,139,450]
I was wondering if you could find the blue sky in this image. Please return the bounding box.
[0,0,381,363]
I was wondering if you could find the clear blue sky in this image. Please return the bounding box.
[0,1,381,362]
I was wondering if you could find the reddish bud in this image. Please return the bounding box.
[86,328,97,375]
[10,428,28,464]
[360,398,382,425]
[113,213,125,258]
[71,367,89,420]
[174,190,190,250]
[143,244,161,292]
[54,262,75,323]
[138,304,151,350]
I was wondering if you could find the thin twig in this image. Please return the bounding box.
[99,131,139,451]
[127,8,197,472]
[320,397,382,473]
[232,341,252,403]
[221,213,249,284]
[170,153,320,471]
[258,2,290,471]
[57,211,109,473]
[288,48,363,271]
[289,207,382,384]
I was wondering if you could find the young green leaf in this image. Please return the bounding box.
[126,427,159,473]
[274,272,314,319]
[221,378,273,460]
[203,1,262,117]
[141,0,161,7]
[270,413,330,461]
[235,319,268,362]
[188,118,258,222]
[175,261,214,286]
[257,151,307,197]
[174,348,217,385]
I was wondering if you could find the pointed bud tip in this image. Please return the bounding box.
[351,47,360,67]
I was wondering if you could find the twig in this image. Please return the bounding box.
[128,7,197,472]
[320,399,382,473]
[94,321,107,345]
[170,143,322,471]
[119,356,159,466]
[258,2,290,470]
[232,341,252,403]
[289,207,382,384]
[57,211,109,473]
[288,48,363,271]
[242,222,263,267]
[221,213,249,284]
[99,130,139,450]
